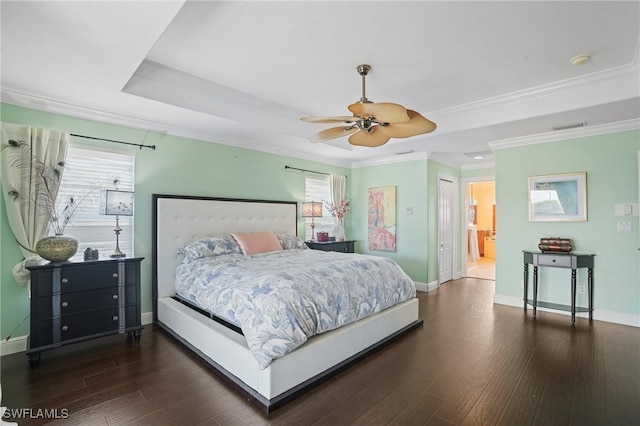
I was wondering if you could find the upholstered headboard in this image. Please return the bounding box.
[152,195,298,315]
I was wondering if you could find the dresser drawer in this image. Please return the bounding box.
[34,306,138,343]
[328,242,352,253]
[535,254,573,268]
[36,285,137,319]
[306,240,355,253]
[60,265,120,291]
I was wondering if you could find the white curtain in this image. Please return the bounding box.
[1,122,69,285]
[329,174,347,223]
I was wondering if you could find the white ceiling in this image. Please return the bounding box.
[2,1,639,169]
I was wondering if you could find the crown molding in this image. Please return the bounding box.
[1,88,171,134]
[490,118,640,150]
[461,161,496,171]
[351,151,429,168]
[432,61,639,121]
[0,88,353,168]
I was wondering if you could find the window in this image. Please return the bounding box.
[55,144,135,256]
[304,174,334,240]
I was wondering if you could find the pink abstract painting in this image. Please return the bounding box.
[368,186,396,251]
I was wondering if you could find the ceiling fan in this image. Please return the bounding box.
[300,64,437,147]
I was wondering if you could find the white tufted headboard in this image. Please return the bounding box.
[152,194,298,315]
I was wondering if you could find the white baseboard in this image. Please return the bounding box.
[0,335,28,356]
[0,312,155,356]
[415,281,439,292]
[141,311,153,326]
[494,294,640,328]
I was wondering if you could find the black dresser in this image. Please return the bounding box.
[26,257,144,366]
[306,240,356,253]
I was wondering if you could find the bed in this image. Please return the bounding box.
[152,194,423,413]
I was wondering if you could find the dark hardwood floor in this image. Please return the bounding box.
[2,278,639,425]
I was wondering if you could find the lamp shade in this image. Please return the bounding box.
[99,190,134,216]
[302,201,323,218]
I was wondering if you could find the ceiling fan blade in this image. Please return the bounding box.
[376,110,437,138]
[300,116,359,124]
[311,126,358,143]
[348,102,410,123]
[348,127,391,147]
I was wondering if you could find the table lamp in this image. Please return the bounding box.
[99,189,134,258]
[302,201,323,242]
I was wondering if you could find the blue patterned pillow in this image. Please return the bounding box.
[178,234,241,262]
[275,232,308,250]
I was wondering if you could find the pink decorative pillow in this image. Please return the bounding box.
[231,231,283,255]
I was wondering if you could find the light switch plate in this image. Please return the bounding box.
[615,203,639,216]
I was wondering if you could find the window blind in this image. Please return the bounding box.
[55,145,135,256]
[304,174,334,240]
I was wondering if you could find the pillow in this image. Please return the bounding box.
[178,234,241,262]
[231,231,283,255]
[275,232,308,250]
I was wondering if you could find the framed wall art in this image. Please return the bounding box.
[528,172,587,221]
[368,186,397,251]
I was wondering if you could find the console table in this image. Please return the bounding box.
[523,251,595,322]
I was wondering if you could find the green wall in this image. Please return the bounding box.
[461,167,496,179]
[0,103,352,338]
[1,103,440,340]
[495,130,640,320]
[4,102,634,341]
[351,159,429,283]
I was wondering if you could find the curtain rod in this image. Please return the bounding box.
[71,134,156,150]
[285,165,340,176]
[284,165,348,178]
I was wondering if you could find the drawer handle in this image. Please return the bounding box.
[61,301,69,308]
[61,278,69,284]
[112,316,119,321]
[112,294,119,299]
[552,259,556,263]
[112,273,118,278]
[61,325,68,331]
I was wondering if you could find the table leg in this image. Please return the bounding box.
[533,266,538,316]
[588,268,593,321]
[523,263,529,311]
[571,269,577,323]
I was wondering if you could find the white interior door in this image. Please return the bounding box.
[438,176,456,284]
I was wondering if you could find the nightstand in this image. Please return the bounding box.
[306,240,355,253]
[25,256,144,366]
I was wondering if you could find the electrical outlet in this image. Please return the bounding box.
[578,285,586,295]
[617,222,632,232]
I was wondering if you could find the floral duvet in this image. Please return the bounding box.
[174,249,416,369]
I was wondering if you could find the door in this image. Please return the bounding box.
[438,176,456,284]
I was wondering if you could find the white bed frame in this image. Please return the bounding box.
[152,194,422,412]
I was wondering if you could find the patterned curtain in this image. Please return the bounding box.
[1,122,69,285]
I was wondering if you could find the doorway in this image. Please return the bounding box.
[438,174,457,284]
[465,180,495,280]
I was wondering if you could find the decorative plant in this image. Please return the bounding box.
[324,195,351,223]
[3,139,96,235]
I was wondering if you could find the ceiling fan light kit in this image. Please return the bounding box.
[301,64,437,147]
